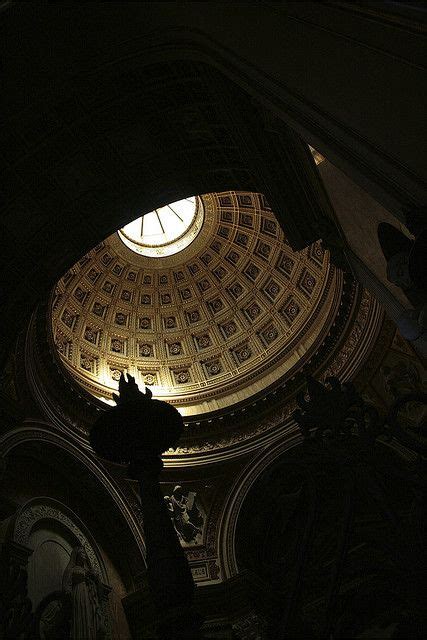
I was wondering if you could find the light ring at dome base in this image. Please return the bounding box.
[118,196,204,258]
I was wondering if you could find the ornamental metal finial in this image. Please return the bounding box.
[90,374,183,465]
[112,372,152,405]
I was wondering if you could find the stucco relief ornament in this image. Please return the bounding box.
[165,486,203,545]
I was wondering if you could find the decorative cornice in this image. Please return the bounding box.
[24,273,384,463]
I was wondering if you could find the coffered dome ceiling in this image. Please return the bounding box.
[50,191,341,416]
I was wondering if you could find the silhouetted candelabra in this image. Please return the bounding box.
[90,374,201,639]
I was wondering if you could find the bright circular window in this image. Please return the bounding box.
[118,196,203,257]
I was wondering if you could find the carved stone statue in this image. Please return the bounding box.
[381,360,422,399]
[34,545,106,640]
[62,546,104,640]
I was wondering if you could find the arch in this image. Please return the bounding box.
[9,496,111,618]
[12,496,108,584]
[217,430,303,579]
[0,424,146,565]
[217,422,419,582]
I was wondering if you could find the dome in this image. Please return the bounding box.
[50,191,340,416]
